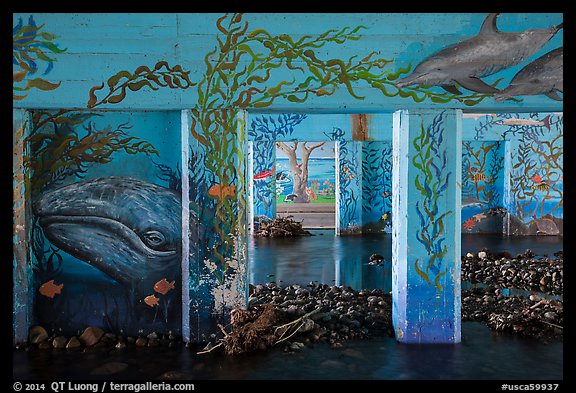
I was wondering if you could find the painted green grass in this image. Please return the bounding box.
[277,195,335,204]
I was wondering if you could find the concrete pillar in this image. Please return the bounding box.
[392,109,462,344]
[13,109,33,344]
[336,140,363,235]
[185,109,248,342]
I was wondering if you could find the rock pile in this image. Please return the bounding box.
[253,216,313,237]
[17,326,182,351]
[462,285,562,342]
[461,249,562,294]
[200,282,393,355]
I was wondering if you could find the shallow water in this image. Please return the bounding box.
[249,231,563,292]
[12,319,563,380]
[13,233,563,380]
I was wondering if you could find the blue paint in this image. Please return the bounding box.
[393,109,462,343]
[361,141,393,233]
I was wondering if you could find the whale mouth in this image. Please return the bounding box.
[39,214,178,285]
[39,215,176,257]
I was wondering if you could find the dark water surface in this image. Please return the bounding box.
[13,233,563,380]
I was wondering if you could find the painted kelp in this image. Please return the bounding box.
[249,114,305,217]
[325,127,361,234]
[13,15,65,101]
[361,142,393,233]
[412,113,453,291]
[461,141,505,233]
[26,111,183,336]
[472,113,563,235]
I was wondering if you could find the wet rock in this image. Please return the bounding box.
[289,342,305,351]
[79,327,104,347]
[29,326,49,344]
[478,251,487,259]
[147,332,159,340]
[52,336,68,349]
[299,318,315,333]
[66,336,81,349]
[148,338,160,347]
[38,341,52,350]
[135,337,148,347]
[115,341,127,350]
[126,336,136,344]
[544,312,557,320]
[90,362,128,376]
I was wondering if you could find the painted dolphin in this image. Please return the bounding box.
[395,13,563,94]
[462,196,489,209]
[494,47,563,102]
[33,177,189,289]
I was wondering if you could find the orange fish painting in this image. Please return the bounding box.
[531,175,543,183]
[39,280,64,299]
[208,184,236,200]
[154,278,175,295]
[144,294,160,307]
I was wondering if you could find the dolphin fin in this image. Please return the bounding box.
[479,13,500,35]
[545,91,562,101]
[441,85,463,95]
[455,77,500,94]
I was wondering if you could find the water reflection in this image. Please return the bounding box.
[249,230,562,295]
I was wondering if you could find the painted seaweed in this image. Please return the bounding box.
[361,141,392,231]
[412,113,452,291]
[13,15,65,100]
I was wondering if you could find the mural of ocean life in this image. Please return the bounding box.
[495,47,563,102]
[461,141,505,233]
[248,114,306,219]
[26,111,183,336]
[395,13,563,97]
[361,141,393,233]
[13,12,563,346]
[325,128,362,235]
[468,112,563,235]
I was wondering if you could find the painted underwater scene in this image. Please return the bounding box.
[28,110,183,336]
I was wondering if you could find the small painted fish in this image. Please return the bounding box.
[496,118,546,128]
[531,182,550,192]
[472,212,487,222]
[144,294,160,307]
[531,175,543,183]
[39,280,63,299]
[254,168,275,180]
[380,213,389,221]
[469,171,489,182]
[463,217,476,230]
[208,184,236,200]
[154,278,175,295]
[381,191,391,198]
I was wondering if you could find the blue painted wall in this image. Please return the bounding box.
[13,12,562,343]
[27,110,182,336]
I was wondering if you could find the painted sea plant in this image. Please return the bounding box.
[462,141,503,209]
[248,114,305,216]
[13,15,66,100]
[412,113,452,291]
[361,141,393,226]
[325,127,360,234]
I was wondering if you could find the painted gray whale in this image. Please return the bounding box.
[495,47,563,102]
[395,13,563,94]
[34,176,187,288]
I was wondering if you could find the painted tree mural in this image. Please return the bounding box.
[276,141,325,203]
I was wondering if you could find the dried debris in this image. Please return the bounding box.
[254,216,313,237]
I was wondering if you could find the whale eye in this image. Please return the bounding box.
[143,230,165,248]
